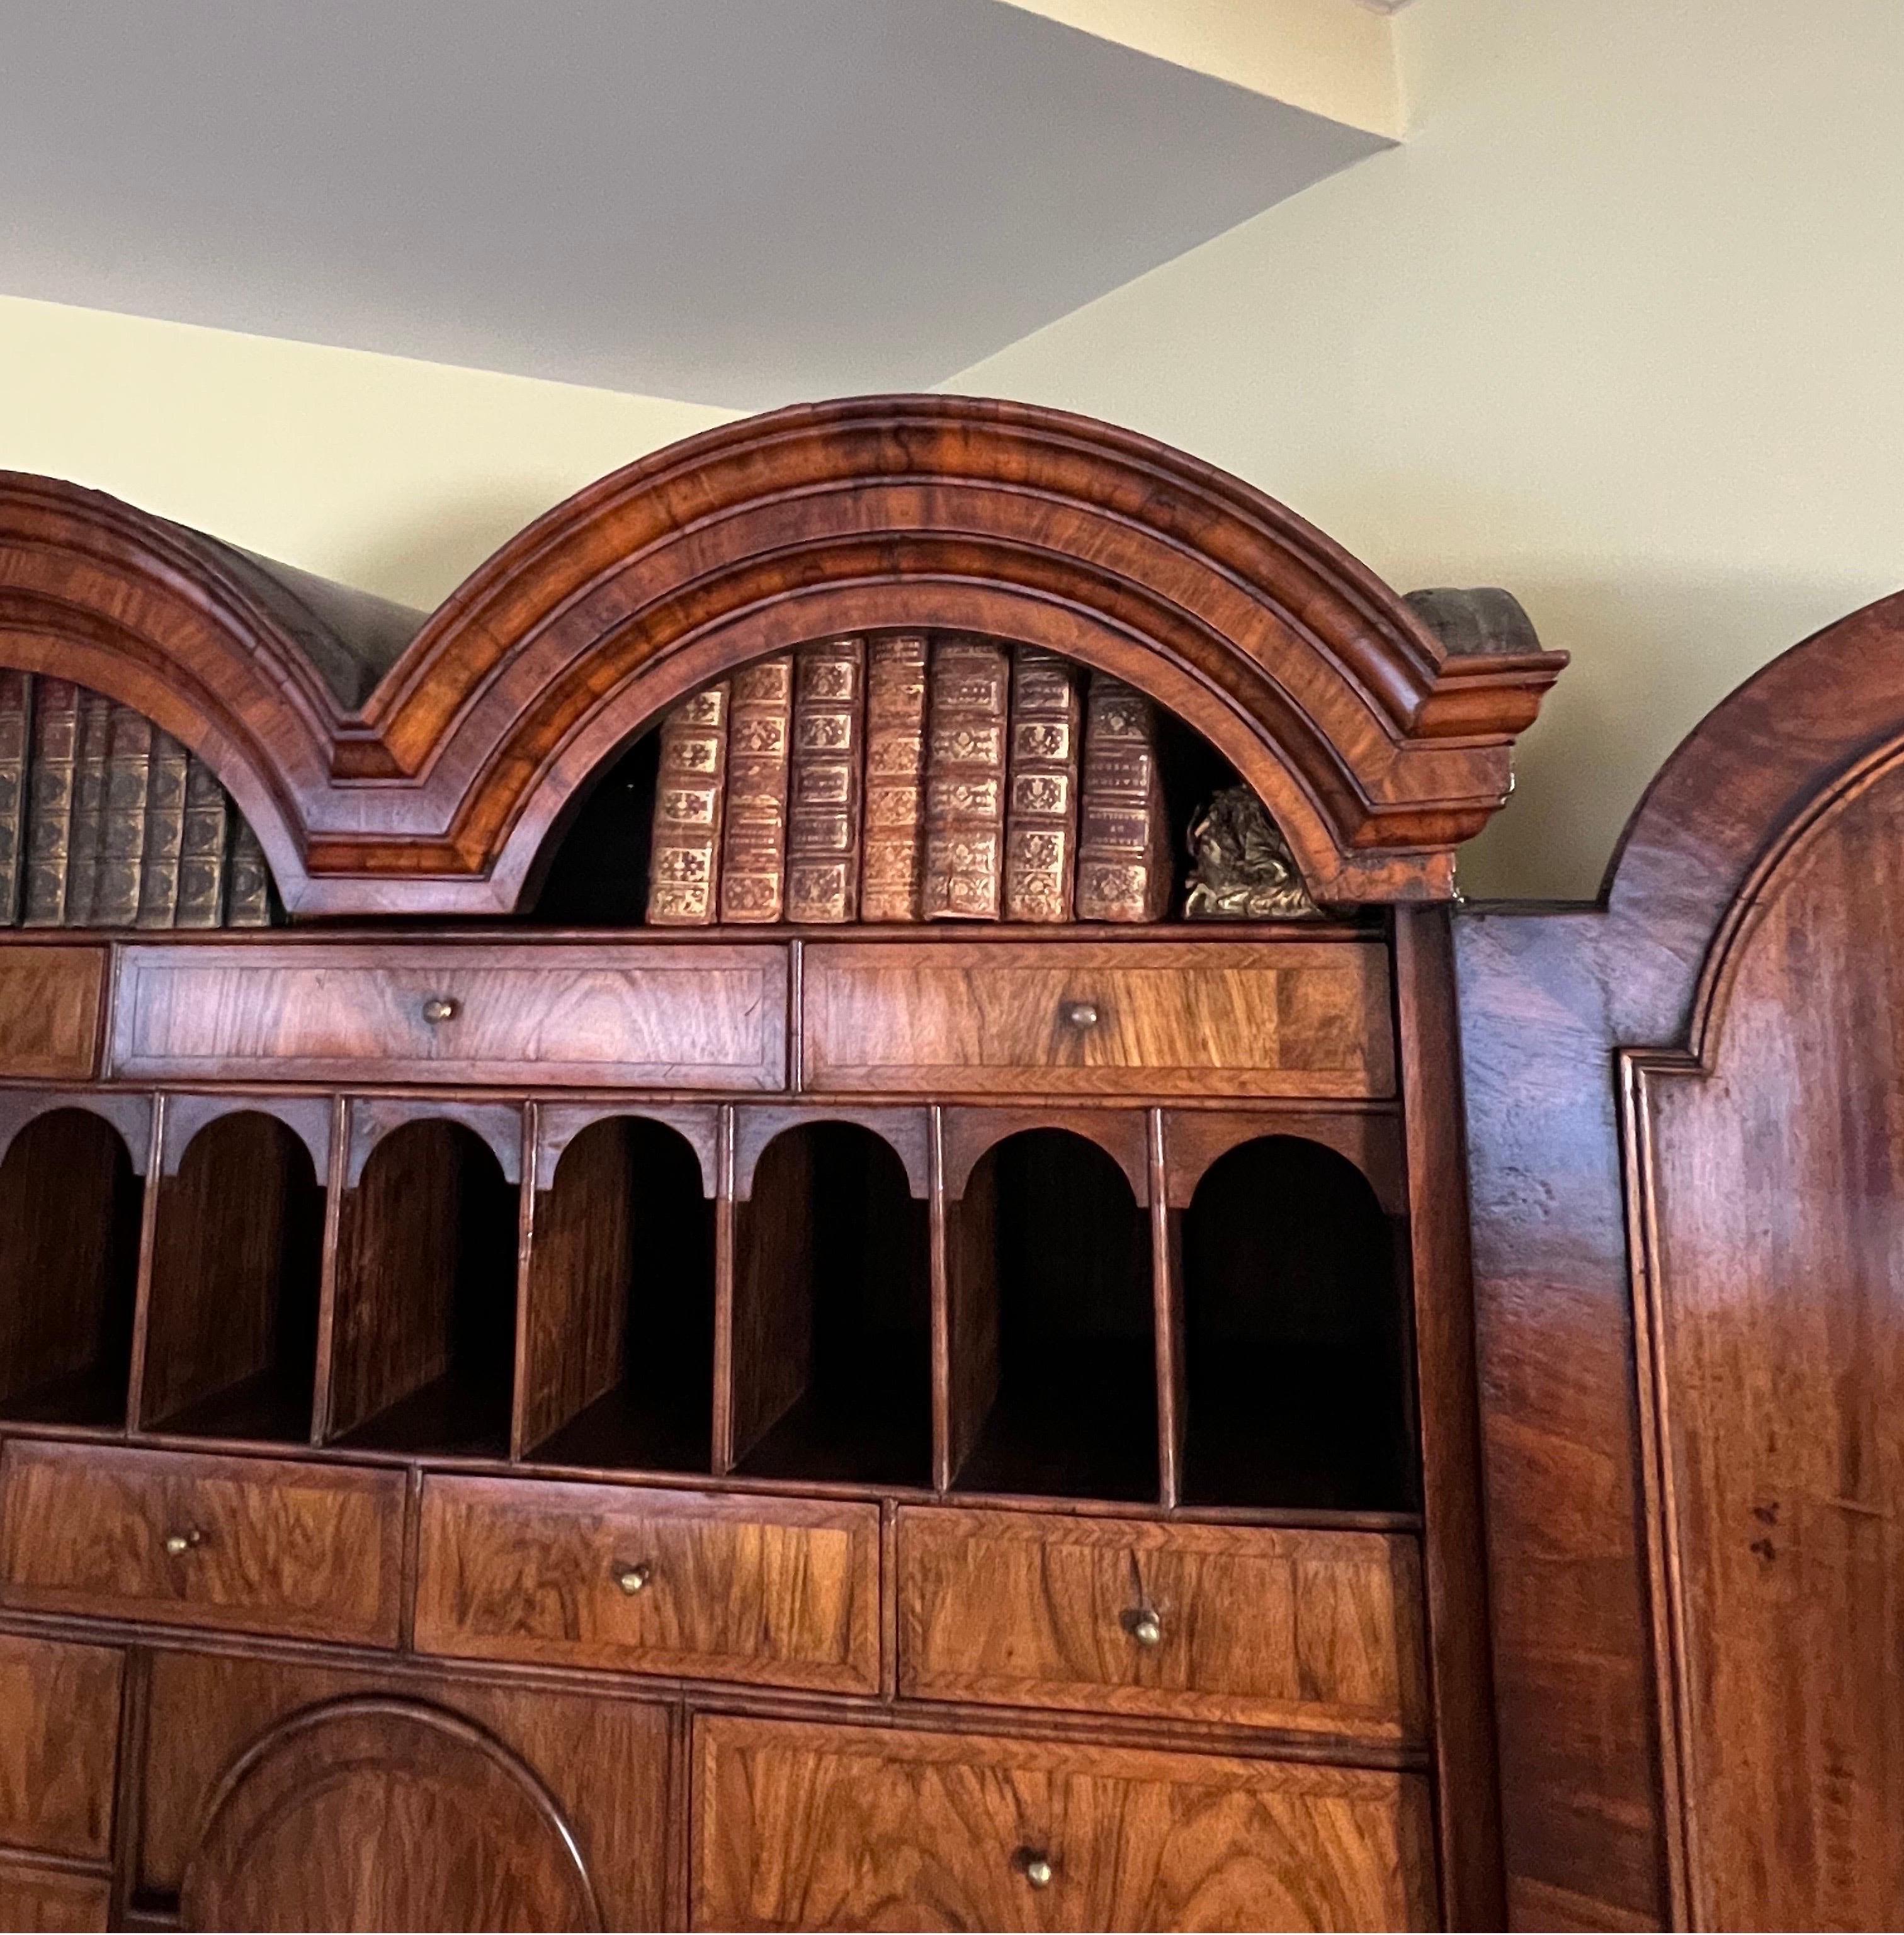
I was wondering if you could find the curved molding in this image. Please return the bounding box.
[2,398,1567,915]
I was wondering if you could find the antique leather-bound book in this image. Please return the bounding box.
[1075,674,1172,922]
[21,677,81,925]
[136,730,190,928]
[92,704,155,928]
[859,633,930,922]
[718,655,793,924]
[225,816,273,927]
[62,687,115,926]
[645,682,732,926]
[785,640,866,923]
[0,670,31,924]
[175,754,232,928]
[1003,646,1083,922]
[921,635,1010,920]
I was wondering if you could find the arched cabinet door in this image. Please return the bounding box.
[179,1698,604,1932]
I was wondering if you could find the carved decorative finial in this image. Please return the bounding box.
[1182,787,1320,920]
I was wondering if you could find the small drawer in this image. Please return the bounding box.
[803,940,1395,1098]
[0,1634,122,1859]
[0,946,106,1080]
[109,941,788,1089]
[0,1440,404,1645]
[897,1507,1428,1741]
[693,1716,1437,1931]
[413,1475,882,1694]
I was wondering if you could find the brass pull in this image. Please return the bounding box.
[1062,1000,1100,1030]
[163,1528,203,1557]
[421,995,458,1025]
[1130,1607,1164,1649]
[614,1562,652,1596]
[1020,1851,1055,1891]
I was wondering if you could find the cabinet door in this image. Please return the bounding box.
[179,1698,603,1932]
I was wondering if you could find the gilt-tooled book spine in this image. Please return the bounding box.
[62,688,114,927]
[1075,675,1172,922]
[0,671,33,925]
[225,815,274,927]
[135,730,190,928]
[921,635,1009,921]
[785,640,866,923]
[718,655,793,924]
[21,678,81,927]
[92,704,154,929]
[174,755,231,929]
[645,682,732,926]
[859,633,930,922]
[1003,647,1082,923]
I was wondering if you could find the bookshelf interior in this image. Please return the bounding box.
[0,1107,142,1428]
[732,1120,933,1487]
[327,1119,520,1460]
[524,1114,717,1474]
[143,1110,325,1443]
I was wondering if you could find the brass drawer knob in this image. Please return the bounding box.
[1130,1608,1163,1648]
[1062,1000,1100,1030]
[421,994,459,1025]
[163,1528,203,1556]
[1021,1852,1055,1891]
[614,1562,652,1596]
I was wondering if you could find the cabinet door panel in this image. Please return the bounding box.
[693,1716,1437,1932]
[0,1859,109,1932]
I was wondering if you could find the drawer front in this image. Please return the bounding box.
[693,1716,1437,1932]
[0,1440,404,1645]
[0,947,105,1080]
[110,942,788,1088]
[803,942,1395,1098]
[413,1475,881,1693]
[898,1508,1428,1740]
[0,1859,110,1933]
[0,1634,122,1859]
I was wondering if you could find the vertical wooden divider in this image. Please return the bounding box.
[711,1103,737,1475]
[1393,906,1505,1931]
[1148,1107,1184,1509]
[507,1101,541,1462]
[308,1093,351,1447]
[927,1104,951,1492]
[122,1092,167,1436]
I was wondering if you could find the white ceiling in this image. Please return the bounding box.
[0,1,1388,409]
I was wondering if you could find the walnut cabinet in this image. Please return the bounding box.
[0,398,1567,1931]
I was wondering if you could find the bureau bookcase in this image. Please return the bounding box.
[0,398,1562,1932]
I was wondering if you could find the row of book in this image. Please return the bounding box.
[645,636,1173,925]
[0,673,273,928]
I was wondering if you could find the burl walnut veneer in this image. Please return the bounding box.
[0,397,1567,1932]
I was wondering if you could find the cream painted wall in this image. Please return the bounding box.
[950,0,1904,898]
[0,295,737,612]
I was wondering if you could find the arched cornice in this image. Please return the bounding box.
[1,397,1566,915]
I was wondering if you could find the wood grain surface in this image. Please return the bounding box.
[0,1859,110,1932]
[0,1632,122,1859]
[137,1648,669,1927]
[413,1474,882,1693]
[0,1439,404,1644]
[0,945,103,1078]
[178,1699,603,1931]
[692,1715,1438,1931]
[110,942,788,1089]
[897,1506,1427,1742]
[803,942,1395,1099]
